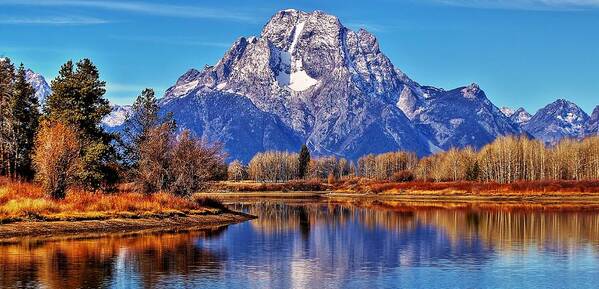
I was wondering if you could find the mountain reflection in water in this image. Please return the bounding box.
[1,201,599,289]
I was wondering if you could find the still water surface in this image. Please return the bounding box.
[2,201,599,288]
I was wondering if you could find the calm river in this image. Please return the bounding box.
[2,201,599,288]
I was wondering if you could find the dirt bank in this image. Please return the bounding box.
[0,211,254,242]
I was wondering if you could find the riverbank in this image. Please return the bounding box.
[0,211,254,242]
[0,179,255,241]
[198,179,599,204]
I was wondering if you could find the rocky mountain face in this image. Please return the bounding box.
[397,80,525,150]
[587,106,599,136]
[102,104,132,132]
[522,99,589,144]
[25,10,597,162]
[159,9,435,161]
[501,107,532,125]
[24,69,51,104]
[161,91,303,160]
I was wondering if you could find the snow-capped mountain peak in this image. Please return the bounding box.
[523,99,589,144]
[501,106,532,125]
[102,104,132,128]
[24,69,51,104]
[500,107,515,117]
[158,9,434,161]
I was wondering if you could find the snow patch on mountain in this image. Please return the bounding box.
[102,104,132,128]
[500,107,515,117]
[501,106,532,125]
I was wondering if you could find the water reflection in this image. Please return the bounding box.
[0,228,228,289]
[1,201,599,288]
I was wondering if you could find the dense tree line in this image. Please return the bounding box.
[240,149,354,182]
[237,136,599,184]
[357,152,417,180]
[247,151,300,182]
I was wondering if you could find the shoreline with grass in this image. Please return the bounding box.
[197,179,599,204]
[0,211,253,242]
[0,178,255,240]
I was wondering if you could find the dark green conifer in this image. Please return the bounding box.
[298,144,311,179]
[7,64,40,178]
[45,59,115,189]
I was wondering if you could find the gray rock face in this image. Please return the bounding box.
[160,9,433,160]
[586,106,599,136]
[24,69,51,104]
[501,107,532,125]
[161,91,302,162]
[100,9,597,161]
[397,81,525,150]
[523,99,589,144]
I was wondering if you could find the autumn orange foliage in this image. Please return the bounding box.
[0,178,220,223]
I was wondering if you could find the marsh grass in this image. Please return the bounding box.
[208,178,599,195]
[0,178,219,224]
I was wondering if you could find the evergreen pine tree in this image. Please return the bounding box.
[45,59,116,189]
[121,88,166,167]
[298,144,311,179]
[7,64,40,178]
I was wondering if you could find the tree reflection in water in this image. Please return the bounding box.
[1,201,599,288]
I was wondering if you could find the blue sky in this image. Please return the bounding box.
[1,0,598,113]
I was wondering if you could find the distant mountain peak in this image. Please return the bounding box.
[501,107,532,125]
[587,105,599,136]
[523,98,589,144]
[500,107,515,117]
[101,9,596,161]
[24,68,51,104]
[157,9,435,160]
[460,83,483,99]
[102,104,132,129]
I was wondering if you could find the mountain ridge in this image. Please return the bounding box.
[10,10,597,162]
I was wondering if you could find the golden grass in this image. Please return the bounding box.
[0,178,220,223]
[208,178,599,195]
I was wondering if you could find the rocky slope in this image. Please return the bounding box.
[586,106,599,136]
[397,80,525,150]
[24,69,51,104]
[523,99,589,144]
[26,10,598,161]
[501,107,532,125]
[159,9,435,161]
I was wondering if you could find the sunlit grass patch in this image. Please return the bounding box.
[0,177,221,223]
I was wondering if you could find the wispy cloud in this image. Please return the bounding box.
[428,0,599,10]
[0,0,257,22]
[0,16,110,25]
